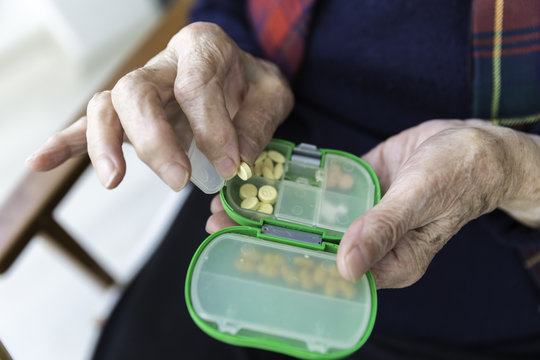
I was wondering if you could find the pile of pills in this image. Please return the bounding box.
[239,183,278,214]
[235,149,286,215]
[254,150,286,180]
[234,245,357,299]
[325,164,354,191]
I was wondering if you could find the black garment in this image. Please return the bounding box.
[92,190,538,360]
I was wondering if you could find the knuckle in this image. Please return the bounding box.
[112,69,147,100]
[89,90,111,105]
[87,91,117,123]
[180,21,224,39]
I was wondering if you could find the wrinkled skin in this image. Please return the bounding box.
[26,22,294,190]
[207,119,540,288]
[27,23,540,289]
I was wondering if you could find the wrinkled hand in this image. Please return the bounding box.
[206,119,540,289]
[337,119,538,288]
[26,22,294,190]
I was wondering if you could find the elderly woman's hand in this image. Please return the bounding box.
[26,22,294,191]
[336,119,540,288]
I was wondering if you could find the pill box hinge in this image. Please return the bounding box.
[261,224,323,246]
[291,143,321,167]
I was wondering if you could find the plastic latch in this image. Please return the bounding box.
[261,224,322,246]
[291,143,322,167]
[187,139,225,194]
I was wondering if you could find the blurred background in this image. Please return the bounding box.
[0,0,192,359]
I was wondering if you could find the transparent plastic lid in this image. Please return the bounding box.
[190,232,374,355]
[187,140,225,194]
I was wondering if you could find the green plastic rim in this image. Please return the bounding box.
[185,226,378,360]
[219,143,382,242]
[185,139,381,358]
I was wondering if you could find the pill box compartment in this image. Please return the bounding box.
[221,140,378,237]
[187,228,376,358]
[186,139,380,359]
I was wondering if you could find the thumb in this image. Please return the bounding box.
[337,191,417,282]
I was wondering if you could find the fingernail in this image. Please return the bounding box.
[213,156,237,180]
[159,162,189,191]
[96,157,118,188]
[345,246,364,282]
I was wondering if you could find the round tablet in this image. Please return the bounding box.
[258,185,278,204]
[268,150,286,163]
[254,161,263,176]
[338,173,354,190]
[239,183,258,200]
[273,163,284,179]
[262,166,275,179]
[240,196,259,210]
[237,161,253,180]
[255,151,267,164]
[257,202,273,214]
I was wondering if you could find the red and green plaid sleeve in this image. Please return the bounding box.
[473,0,540,287]
[473,0,540,126]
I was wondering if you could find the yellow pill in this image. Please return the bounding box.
[240,196,259,210]
[257,202,273,214]
[239,183,258,200]
[237,161,253,180]
[263,157,274,169]
[338,173,354,190]
[324,279,339,297]
[262,166,275,179]
[255,151,267,164]
[313,264,328,285]
[263,253,285,266]
[338,279,357,300]
[293,256,315,268]
[257,263,279,278]
[240,245,262,261]
[324,264,341,278]
[280,265,299,285]
[268,150,286,164]
[254,161,263,176]
[299,268,314,290]
[234,258,255,273]
[258,185,278,204]
[273,163,284,179]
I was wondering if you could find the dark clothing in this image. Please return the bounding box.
[93,1,540,358]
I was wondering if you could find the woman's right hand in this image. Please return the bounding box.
[26,22,294,191]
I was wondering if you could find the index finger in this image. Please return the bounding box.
[111,60,191,191]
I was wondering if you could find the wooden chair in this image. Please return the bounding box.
[0,0,193,288]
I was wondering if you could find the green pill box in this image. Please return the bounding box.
[185,139,380,359]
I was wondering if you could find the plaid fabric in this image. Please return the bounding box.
[247,0,315,78]
[473,0,540,288]
[472,0,540,126]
